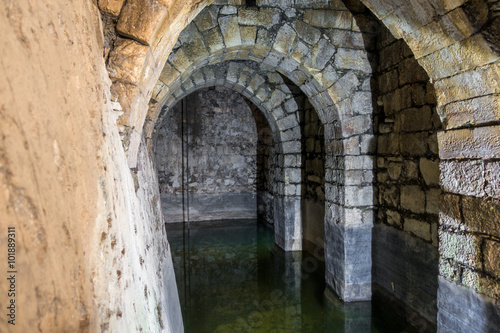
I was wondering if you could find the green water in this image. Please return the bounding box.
[167,220,417,333]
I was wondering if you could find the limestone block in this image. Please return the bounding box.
[404,218,431,241]
[485,162,500,198]
[280,57,300,73]
[169,48,192,73]
[182,33,209,62]
[205,27,225,53]
[238,8,280,26]
[380,185,399,208]
[352,91,372,115]
[220,5,237,15]
[438,126,500,160]
[328,29,364,49]
[294,20,321,45]
[345,155,373,170]
[240,26,257,45]
[420,158,440,185]
[285,168,301,184]
[377,133,399,155]
[440,193,461,227]
[327,72,359,103]
[256,88,270,102]
[98,0,126,16]
[307,39,337,70]
[443,95,500,130]
[269,90,287,108]
[439,231,482,268]
[399,132,428,156]
[386,210,402,227]
[378,69,399,94]
[194,6,219,32]
[401,185,426,214]
[218,15,241,48]
[303,10,352,29]
[107,37,149,83]
[462,197,500,238]
[290,41,310,64]
[387,161,402,180]
[345,186,373,207]
[334,48,371,72]
[420,34,498,81]
[484,240,500,277]
[434,63,500,105]
[342,115,371,136]
[426,188,440,214]
[272,24,297,55]
[116,0,168,45]
[440,160,485,197]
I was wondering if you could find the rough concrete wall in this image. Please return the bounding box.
[0,1,181,332]
[372,24,441,330]
[155,87,260,222]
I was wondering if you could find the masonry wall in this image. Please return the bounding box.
[372,24,441,331]
[155,87,261,222]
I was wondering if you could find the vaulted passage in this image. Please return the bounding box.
[3,0,500,332]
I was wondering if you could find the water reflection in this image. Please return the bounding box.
[166,220,416,333]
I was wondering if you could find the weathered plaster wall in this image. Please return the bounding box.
[0,1,181,332]
[155,87,260,222]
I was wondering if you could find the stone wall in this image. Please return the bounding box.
[372,23,441,330]
[155,87,266,222]
[0,1,182,331]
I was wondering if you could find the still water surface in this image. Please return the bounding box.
[167,220,417,333]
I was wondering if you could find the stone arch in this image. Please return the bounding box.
[152,61,305,252]
[146,1,376,300]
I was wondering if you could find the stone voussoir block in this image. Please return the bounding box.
[116,0,168,46]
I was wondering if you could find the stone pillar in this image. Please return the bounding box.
[325,221,372,302]
[274,196,302,251]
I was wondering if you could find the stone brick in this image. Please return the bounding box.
[218,15,241,49]
[419,158,440,186]
[169,48,192,73]
[328,72,359,103]
[443,95,500,130]
[205,27,226,54]
[328,29,364,49]
[220,5,237,15]
[378,133,399,155]
[440,160,485,197]
[440,193,461,227]
[438,126,500,160]
[116,0,168,45]
[404,218,431,241]
[434,63,500,105]
[439,231,482,268]
[273,24,297,54]
[342,115,371,137]
[345,155,373,170]
[426,188,440,214]
[387,161,402,180]
[98,0,126,16]
[345,186,373,207]
[240,26,257,45]
[303,9,352,29]
[307,39,336,70]
[397,106,433,132]
[485,162,500,198]
[386,210,402,228]
[238,8,279,26]
[380,186,399,208]
[294,20,321,45]
[462,197,500,239]
[399,132,428,156]
[334,48,371,72]
[290,41,310,64]
[107,38,149,84]
[484,240,500,277]
[401,185,426,214]
[194,6,218,32]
